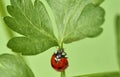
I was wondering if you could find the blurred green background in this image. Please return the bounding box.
[0,0,120,77]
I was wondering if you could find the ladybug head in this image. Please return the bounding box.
[54,49,67,59]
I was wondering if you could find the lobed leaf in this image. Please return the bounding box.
[0,54,34,77]
[63,4,105,43]
[73,72,120,77]
[4,0,58,55]
[7,37,57,55]
[46,0,105,43]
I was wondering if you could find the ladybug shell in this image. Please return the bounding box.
[51,54,68,72]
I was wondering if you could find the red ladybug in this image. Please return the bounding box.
[51,49,68,72]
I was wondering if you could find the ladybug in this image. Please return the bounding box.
[51,49,68,72]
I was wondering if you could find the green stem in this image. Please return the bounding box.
[0,0,6,16]
[59,42,63,49]
[61,71,66,77]
[115,15,120,69]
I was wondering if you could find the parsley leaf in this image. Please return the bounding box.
[0,54,34,77]
[4,0,58,55]
[46,0,105,43]
[4,0,105,55]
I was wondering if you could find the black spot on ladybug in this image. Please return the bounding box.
[51,63,54,67]
[58,67,63,69]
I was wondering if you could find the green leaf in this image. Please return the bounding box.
[73,72,120,77]
[46,0,105,44]
[115,15,120,69]
[7,37,57,55]
[4,0,58,55]
[0,54,34,77]
[92,0,104,5]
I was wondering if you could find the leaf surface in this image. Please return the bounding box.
[0,54,34,77]
[46,0,105,43]
[4,0,57,55]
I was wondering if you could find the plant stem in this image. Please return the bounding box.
[59,41,63,49]
[0,0,6,16]
[115,15,120,69]
[61,71,66,77]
